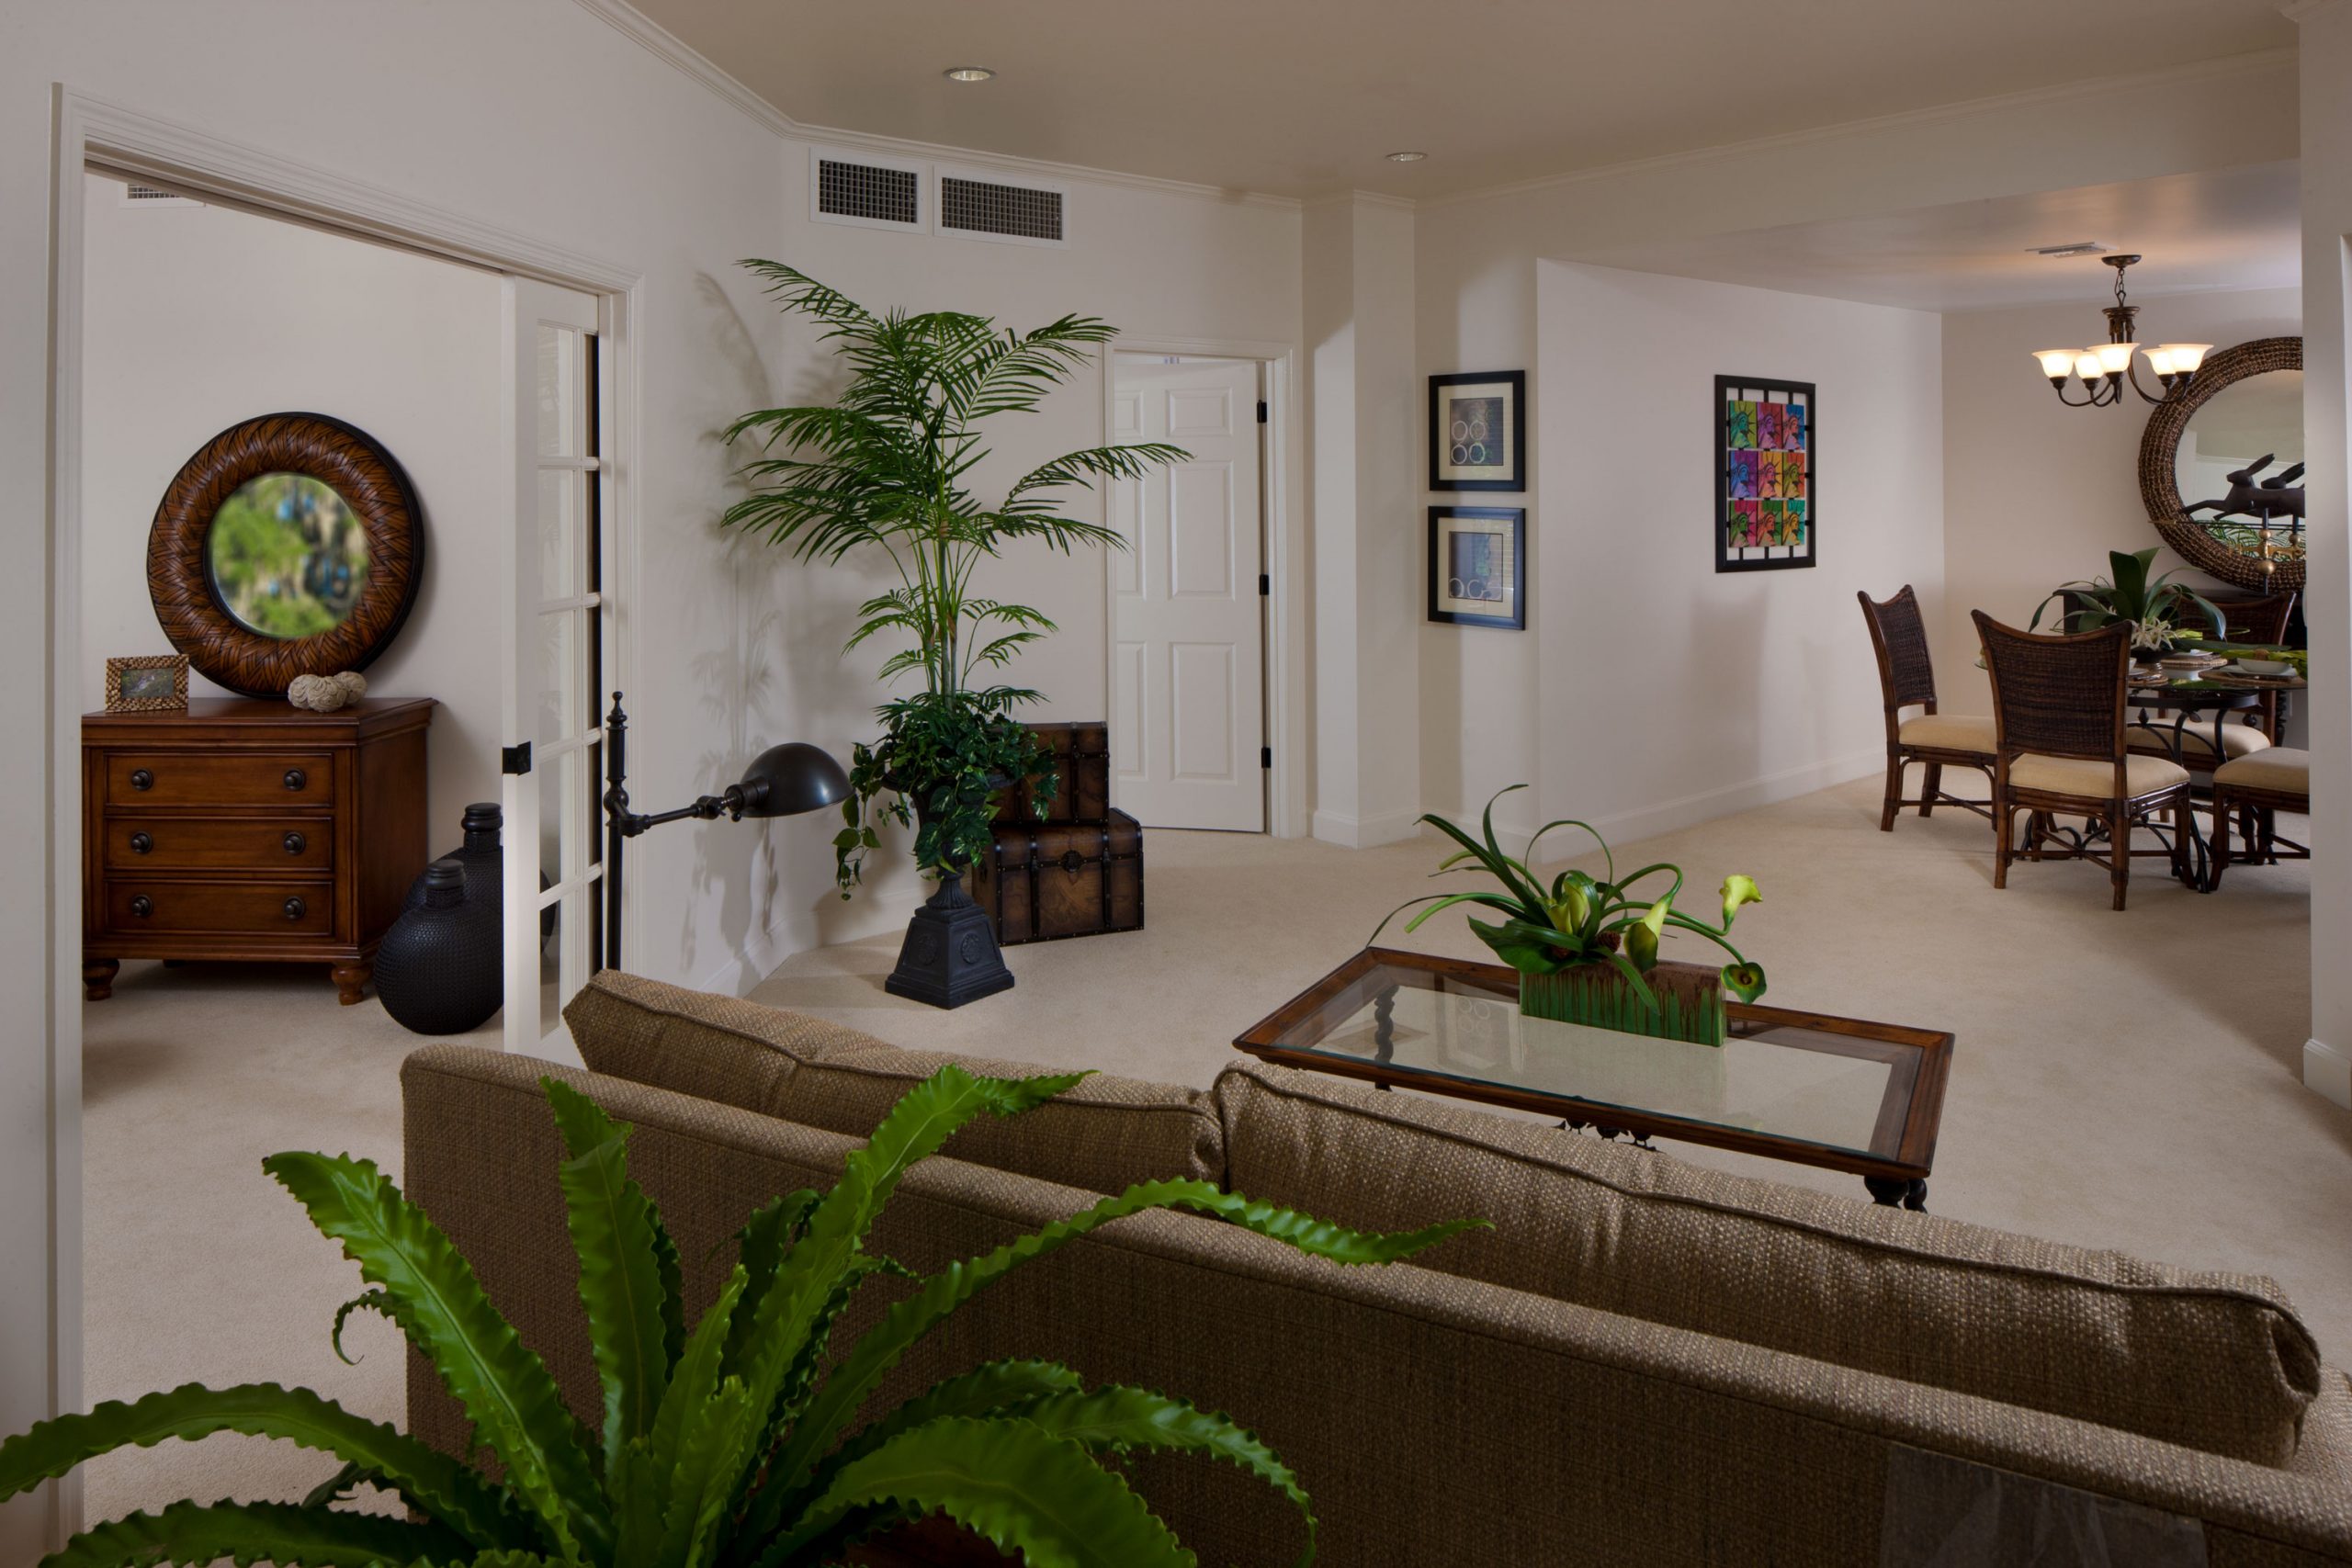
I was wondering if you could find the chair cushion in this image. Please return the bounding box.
[775,1043,1224,1192]
[2009,752,2188,799]
[561,971,894,1115]
[2126,719,2273,761]
[2215,747,2311,798]
[1898,713,1996,753]
[1214,1056,2321,1465]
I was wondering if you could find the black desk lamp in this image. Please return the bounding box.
[600,692,849,970]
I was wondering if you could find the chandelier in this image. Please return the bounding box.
[2030,254,2210,408]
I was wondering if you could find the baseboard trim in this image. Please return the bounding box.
[2306,1038,2352,1109]
[1585,748,1883,846]
[1311,807,1423,849]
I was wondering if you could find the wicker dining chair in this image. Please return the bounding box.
[1973,611,2192,911]
[2209,747,2311,889]
[1857,586,1996,833]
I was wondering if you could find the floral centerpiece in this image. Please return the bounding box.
[2032,547,2223,660]
[1371,786,1766,1047]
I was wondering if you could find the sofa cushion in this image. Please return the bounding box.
[1215,1057,2322,1465]
[561,971,895,1115]
[775,1042,1224,1194]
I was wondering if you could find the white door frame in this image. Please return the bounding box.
[1101,337,1304,838]
[38,86,643,1549]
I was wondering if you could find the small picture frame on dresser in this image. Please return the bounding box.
[105,654,189,713]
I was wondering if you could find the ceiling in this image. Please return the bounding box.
[626,0,2294,200]
[1568,162,2303,311]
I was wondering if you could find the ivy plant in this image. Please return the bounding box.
[0,1066,1479,1567]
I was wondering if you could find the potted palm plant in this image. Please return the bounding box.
[0,1066,1478,1564]
[1371,786,1766,1046]
[722,264,1184,1006]
[2031,547,2223,660]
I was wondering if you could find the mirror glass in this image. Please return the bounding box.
[2175,368,2302,549]
[205,471,372,639]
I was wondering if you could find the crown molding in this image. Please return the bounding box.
[2278,1,2349,22]
[1421,45,2299,210]
[1300,188,1419,212]
[567,0,1300,211]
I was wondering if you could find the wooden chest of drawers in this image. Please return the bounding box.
[81,697,434,1005]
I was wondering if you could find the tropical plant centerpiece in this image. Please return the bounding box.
[0,1065,1478,1566]
[2031,546,2223,660]
[720,263,1185,1007]
[1371,786,1767,1047]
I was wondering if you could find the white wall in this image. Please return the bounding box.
[1533,264,1945,837]
[2296,1,2352,1109]
[78,175,505,838]
[1413,51,2301,830]
[1936,287,2302,713]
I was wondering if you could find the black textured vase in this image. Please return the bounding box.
[404,801,552,945]
[882,786,1015,1010]
[377,860,503,1034]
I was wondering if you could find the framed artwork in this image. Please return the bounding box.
[1715,375,1815,573]
[105,654,190,713]
[1430,371,1526,491]
[1428,506,1525,629]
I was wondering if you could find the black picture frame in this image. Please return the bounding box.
[1429,370,1526,491]
[1713,375,1816,574]
[1428,506,1526,629]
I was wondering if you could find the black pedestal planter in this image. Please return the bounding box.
[884,870,1014,1009]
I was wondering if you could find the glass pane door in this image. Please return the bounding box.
[503,277,607,1059]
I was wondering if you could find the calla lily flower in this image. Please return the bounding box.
[1720,961,1768,1002]
[1720,874,1762,925]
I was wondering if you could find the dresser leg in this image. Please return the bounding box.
[332,962,370,1006]
[82,959,119,1001]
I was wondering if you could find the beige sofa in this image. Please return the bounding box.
[402,972,2352,1565]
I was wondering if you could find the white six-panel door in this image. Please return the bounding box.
[1110,358,1265,831]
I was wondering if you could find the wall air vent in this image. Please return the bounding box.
[120,182,198,209]
[936,168,1068,248]
[808,149,925,232]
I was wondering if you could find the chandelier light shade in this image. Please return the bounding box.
[2028,255,2207,410]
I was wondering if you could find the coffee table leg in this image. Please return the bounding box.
[1373,985,1396,1060]
[1865,1176,1928,1212]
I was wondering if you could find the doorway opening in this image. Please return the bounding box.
[1108,352,1272,832]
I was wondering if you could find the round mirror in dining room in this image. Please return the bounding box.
[2139,336,2304,592]
[148,412,424,696]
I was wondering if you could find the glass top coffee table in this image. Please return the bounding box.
[1233,948,1954,1210]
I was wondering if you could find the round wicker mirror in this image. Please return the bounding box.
[2138,336,2303,592]
[148,412,424,697]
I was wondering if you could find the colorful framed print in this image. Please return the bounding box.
[1715,376,1815,573]
[1429,371,1526,491]
[1428,506,1525,629]
[105,653,190,713]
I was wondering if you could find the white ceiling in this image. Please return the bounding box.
[626,0,2294,200]
[1567,163,2303,311]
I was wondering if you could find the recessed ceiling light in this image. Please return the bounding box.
[1386,151,1428,163]
[944,66,995,83]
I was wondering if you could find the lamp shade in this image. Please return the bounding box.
[2144,347,2177,378]
[2073,352,2104,382]
[2090,341,2136,375]
[2032,347,2079,378]
[2154,343,2212,373]
[731,742,850,819]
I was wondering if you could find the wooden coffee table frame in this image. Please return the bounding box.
[1233,948,1954,1210]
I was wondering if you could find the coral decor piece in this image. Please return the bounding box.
[287,670,367,711]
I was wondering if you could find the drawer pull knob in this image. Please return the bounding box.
[130,768,153,791]
[130,895,153,919]
[283,897,308,921]
[283,831,307,856]
[283,768,308,792]
[129,832,153,855]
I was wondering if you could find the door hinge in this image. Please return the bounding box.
[1256,400,1268,423]
[1259,572,1270,596]
[503,742,533,776]
[1261,746,1272,770]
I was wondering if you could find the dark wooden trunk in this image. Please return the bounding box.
[991,720,1110,824]
[972,809,1144,944]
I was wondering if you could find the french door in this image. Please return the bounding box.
[503,277,611,1058]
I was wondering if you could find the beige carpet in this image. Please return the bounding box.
[81,774,2349,1525]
